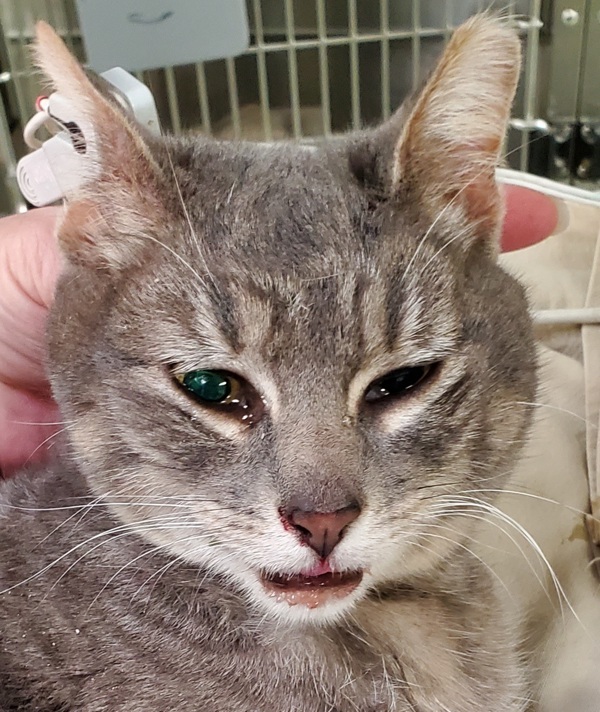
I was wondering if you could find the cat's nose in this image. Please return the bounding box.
[284,504,361,559]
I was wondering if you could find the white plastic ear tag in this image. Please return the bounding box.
[17,69,160,207]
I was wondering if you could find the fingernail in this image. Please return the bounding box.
[550,197,570,236]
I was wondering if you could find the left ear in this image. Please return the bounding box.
[353,15,521,252]
[33,21,168,270]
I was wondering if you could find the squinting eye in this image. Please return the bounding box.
[175,370,241,405]
[364,364,435,403]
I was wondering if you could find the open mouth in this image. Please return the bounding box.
[260,569,364,608]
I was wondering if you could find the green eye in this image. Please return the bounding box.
[172,367,265,425]
[177,370,239,404]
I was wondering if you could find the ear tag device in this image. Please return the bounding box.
[17,68,160,207]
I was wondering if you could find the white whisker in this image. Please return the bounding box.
[433,496,582,628]
[512,401,594,427]
[21,423,75,466]
[418,522,513,599]
[162,142,218,291]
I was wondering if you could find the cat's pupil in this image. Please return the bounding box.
[365,365,432,403]
[182,370,231,403]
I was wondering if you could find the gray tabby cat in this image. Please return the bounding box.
[0,16,536,712]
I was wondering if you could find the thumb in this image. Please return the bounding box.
[0,207,63,310]
[500,185,567,252]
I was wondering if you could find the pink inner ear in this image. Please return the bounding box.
[466,137,502,155]
[463,177,501,237]
[441,136,502,238]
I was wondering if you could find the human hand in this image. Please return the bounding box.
[0,187,563,476]
[501,184,565,252]
[0,207,62,476]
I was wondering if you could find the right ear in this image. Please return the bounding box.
[34,21,168,269]
[348,15,521,254]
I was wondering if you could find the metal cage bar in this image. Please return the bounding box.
[316,0,332,136]
[4,2,30,131]
[225,57,242,139]
[444,1,453,39]
[242,27,465,53]
[380,0,391,121]
[164,66,181,135]
[520,0,543,171]
[251,0,273,141]
[412,0,421,91]
[283,0,301,139]
[348,0,361,130]
[195,63,212,135]
[0,92,23,213]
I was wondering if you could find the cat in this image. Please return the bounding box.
[0,15,538,711]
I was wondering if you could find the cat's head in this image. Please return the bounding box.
[37,16,535,624]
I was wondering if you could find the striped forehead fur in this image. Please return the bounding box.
[197,259,460,373]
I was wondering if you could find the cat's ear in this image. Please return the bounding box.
[34,21,166,269]
[357,15,521,251]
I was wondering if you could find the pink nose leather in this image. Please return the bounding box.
[285,506,360,558]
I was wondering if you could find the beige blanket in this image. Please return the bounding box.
[481,175,600,710]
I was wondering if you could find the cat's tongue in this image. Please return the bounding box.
[261,563,363,609]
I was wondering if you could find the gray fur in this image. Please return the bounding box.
[0,17,536,711]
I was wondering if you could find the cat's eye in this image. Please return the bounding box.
[173,369,262,424]
[364,364,435,403]
[177,370,240,404]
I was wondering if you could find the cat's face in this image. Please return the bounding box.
[39,16,535,624]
